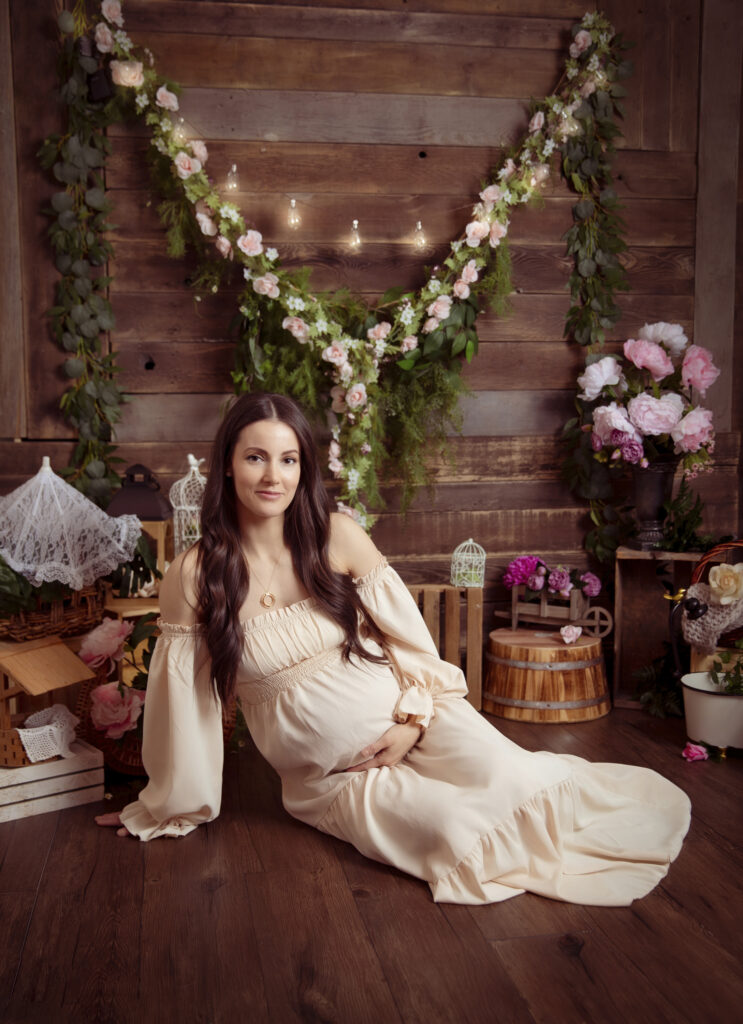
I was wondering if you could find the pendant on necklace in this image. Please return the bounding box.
[259,592,276,608]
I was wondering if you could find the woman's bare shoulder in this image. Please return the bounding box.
[158,546,200,625]
[328,512,383,577]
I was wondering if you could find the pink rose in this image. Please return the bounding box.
[189,139,208,165]
[215,235,232,259]
[569,28,592,58]
[577,355,624,401]
[460,259,479,285]
[580,78,597,98]
[79,619,133,674]
[252,272,279,298]
[671,406,714,453]
[681,345,720,396]
[453,280,470,299]
[489,220,508,248]
[338,361,353,382]
[237,230,263,257]
[345,383,367,410]
[329,440,341,459]
[321,342,348,366]
[623,338,674,381]
[90,682,145,740]
[401,335,418,353]
[427,295,452,320]
[94,23,114,53]
[101,0,124,27]
[627,392,684,436]
[501,158,516,180]
[592,402,641,445]
[330,385,347,413]
[110,60,144,88]
[156,85,179,112]
[336,501,361,523]
[328,457,343,476]
[479,184,502,209]
[422,317,440,334]
[367,321,391,342]
[681,741,708,762]
[465,220,490,247]
[196,212,216,237]
[173,151,201,180]
[282,316,310,344]
[560,625,582,645]
[529,111,545,133]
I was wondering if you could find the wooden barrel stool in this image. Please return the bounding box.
[484,628,610,723]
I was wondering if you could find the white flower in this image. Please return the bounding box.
[153,138,168,155]
[266,247,279,262]
[501,189,514,205]
[399,306,414,326]
[451,240,463,252]
[135,93,149,110]
[427,279,441,294]
[346,469,360,491]
[239,305,249,316]
[374,340,387,359]
[567,65,579,80]
[636,321,688,359]
[287,296,305,312]
[243,268,252,281]
[219,204,241,224]
[160,118,173,132]
[588,54,600,72]
[577,356,625,401]
[315,318,328,333]
[114,29,132,52]
[543,139,555,156]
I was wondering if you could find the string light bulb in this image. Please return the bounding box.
[226,164,239,192]
[172,117,187,145]
[350,219,362,249]
[287,197,301,229]
[413,220,427,250]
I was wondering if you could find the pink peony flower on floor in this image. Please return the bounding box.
[623,338,675,381]
[577,355,625,401]
[345,383,367,410]
[427,295,452,321]
[282,316,310,344]
[529,111,545,133]
[214,235,232,259]
[460,259,479,285]
[489,220,508,248]
[671,407,714,453]
[548,567,573,597]
[569,28,592,58]
[465,221,490,247]
[110,60,144,88]
[592,402,641,445]
[503,555,545,589]
[90,682,144,740]
[189,140,208,165]
[627,392,684,436]
[579,572,602,598]
[237,230,263,257]
[401,335,418,353]
[367,321,392,342]
[252,272,279,298]
[330,385,347,413]
[173,151,201,180]
[453,280,470,299]
[94,23,114,53]
[681,345,720,396]
[560,625,582,645]
[156,85,179,112]
[637,322,688,359]
[101,0,124,27]
[79,619,133,675]
[682,741,709,762]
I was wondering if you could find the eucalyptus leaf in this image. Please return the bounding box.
[57,9,75,33]
[71,259,90,277]
[58,209,78,231]
[85,187,106,210]
[85,459,106,479]
[51,192,74,213]
[62,332,80,352]
[79,318,100,339]
[64,358,85,379]
[74,277,92,298]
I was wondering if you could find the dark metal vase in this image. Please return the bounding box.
[629,456,679,550]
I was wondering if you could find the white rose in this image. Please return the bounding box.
[708,564,743,606]
[577,356,625,401]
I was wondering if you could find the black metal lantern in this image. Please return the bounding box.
[107,465,172,521]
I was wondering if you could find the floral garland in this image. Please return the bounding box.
[46,1,627,527]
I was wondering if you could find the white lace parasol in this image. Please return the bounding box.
[0,457,141,589]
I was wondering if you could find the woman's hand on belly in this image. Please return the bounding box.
[346,722,422,772]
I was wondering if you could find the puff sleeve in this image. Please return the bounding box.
[119,622,224,840]
[354,560,469,729]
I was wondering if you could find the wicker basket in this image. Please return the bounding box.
[0,583,106,643]
[76,671,238,775]
[690,541,743,646]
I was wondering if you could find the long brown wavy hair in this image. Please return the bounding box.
[196,391,386,704]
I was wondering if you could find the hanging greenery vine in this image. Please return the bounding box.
[41,1,627,529]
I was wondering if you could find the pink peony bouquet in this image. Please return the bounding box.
[577,322,719,479]
[503,555,601,599]
[81,613,158,740]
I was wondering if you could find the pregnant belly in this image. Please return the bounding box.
[244,656,403,775]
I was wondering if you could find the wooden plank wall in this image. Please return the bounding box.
[4,0,741,623]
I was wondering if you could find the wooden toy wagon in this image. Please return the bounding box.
[497,585,614,639]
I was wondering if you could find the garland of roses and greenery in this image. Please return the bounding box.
[41,0,631,530]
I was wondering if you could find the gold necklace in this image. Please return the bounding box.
[246,553,282,609]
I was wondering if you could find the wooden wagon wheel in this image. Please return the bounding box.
[582,606,613,638]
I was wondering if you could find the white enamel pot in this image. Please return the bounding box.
[681,672,743,749]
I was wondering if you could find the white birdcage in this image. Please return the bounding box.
[169,455,207,556]
[450,538,486,587]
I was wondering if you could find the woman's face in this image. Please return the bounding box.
[228,418,301,523]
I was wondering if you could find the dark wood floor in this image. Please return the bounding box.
[1,708,741,1024]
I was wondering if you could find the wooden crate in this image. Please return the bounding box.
[0,739,104,823]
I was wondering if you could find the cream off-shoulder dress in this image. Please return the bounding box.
[120,559,691,906]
